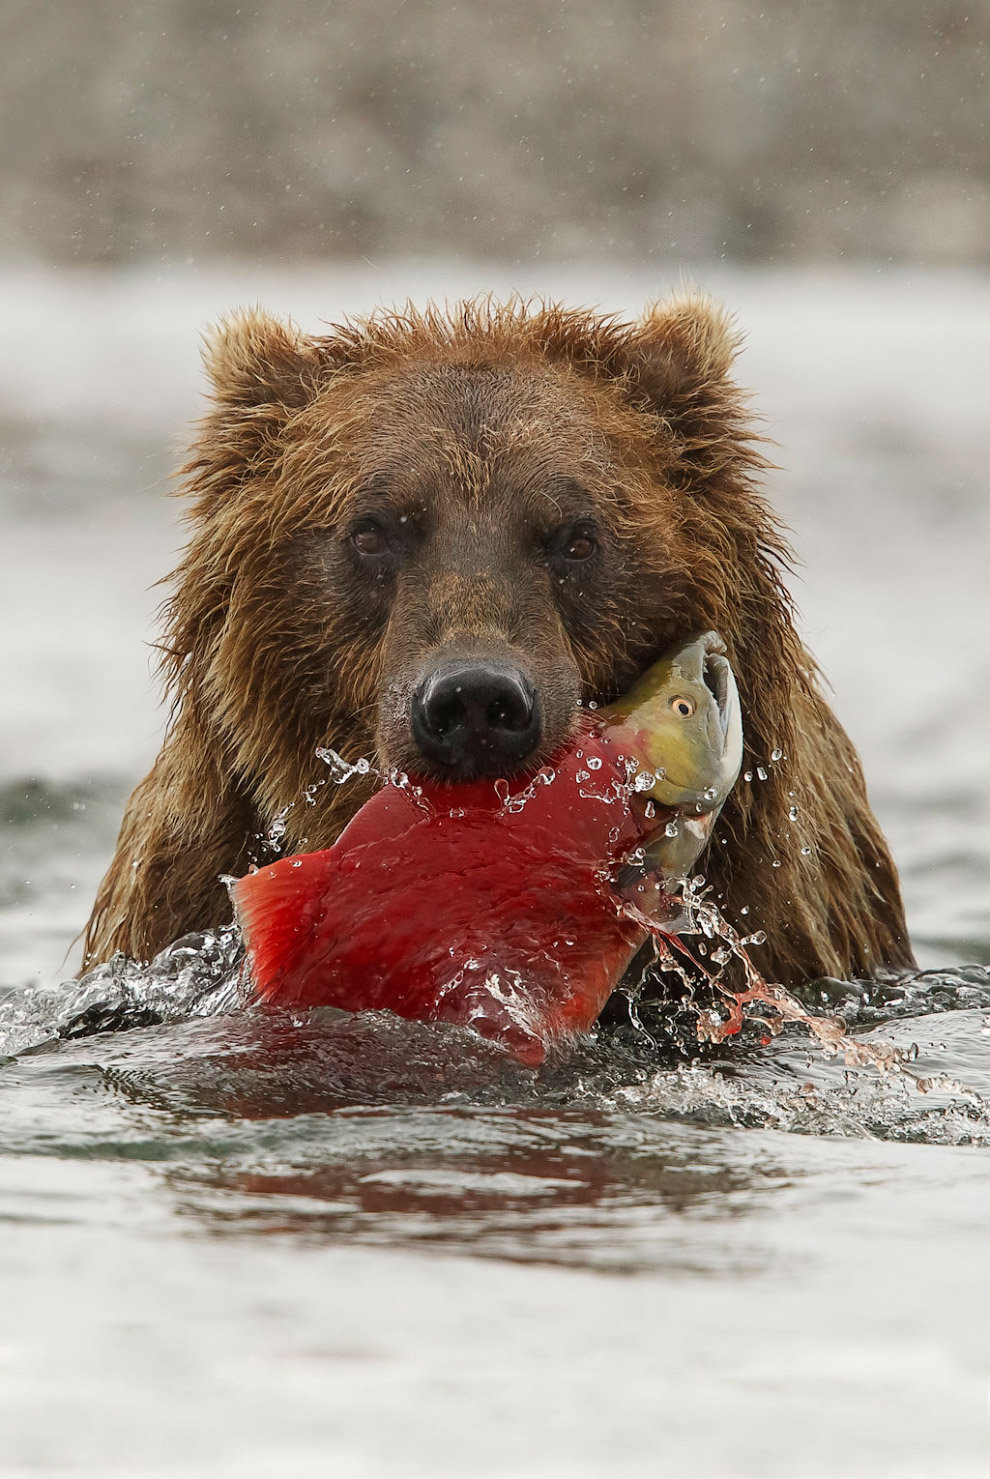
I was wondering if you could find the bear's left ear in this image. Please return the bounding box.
[624,294,739,407]
[616,295,757,484]
[202,308,324,411]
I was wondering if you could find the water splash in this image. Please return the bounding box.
[257,745,439,857]
[621,878,990,1102]
[0,926,249,1058]
[494,765,556,815]
[314,746,373,785]
[3,754,988,1142]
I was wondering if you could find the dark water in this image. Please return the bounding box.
[1,265,989,1477]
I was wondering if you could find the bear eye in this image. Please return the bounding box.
[553,522,599,563]
[350,520,387,557]
[669,695,696,718]
[566,532,596,561]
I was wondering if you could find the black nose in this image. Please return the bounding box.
[410,662,542,777]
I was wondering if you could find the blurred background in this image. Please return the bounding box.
[1,0,988,980]
[2,0,988,266]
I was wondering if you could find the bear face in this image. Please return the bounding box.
[170,300,757,815]
[84,296,914,987]
[264,357,707,784]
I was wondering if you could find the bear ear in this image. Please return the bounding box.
[604,293,762,493]
[202,308,323,411]
[621,294,742,427]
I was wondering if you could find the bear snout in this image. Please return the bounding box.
[409,659,543,778]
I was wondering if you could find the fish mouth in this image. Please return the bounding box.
[669,631,736,749]
[701,649,734,744]
[694,634,743,782]
[622,630,744,818]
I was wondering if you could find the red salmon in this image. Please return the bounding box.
[232,633,742,1064]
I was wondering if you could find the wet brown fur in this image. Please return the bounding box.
[83,294,914,985]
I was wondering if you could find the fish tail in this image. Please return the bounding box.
[231,852,335,999]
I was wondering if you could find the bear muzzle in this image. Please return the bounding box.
[409,659,543,778]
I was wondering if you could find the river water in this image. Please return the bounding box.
[0,262,988,1477]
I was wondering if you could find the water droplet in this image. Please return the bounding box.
[664,819,679,837]
[789,804,799,820]
[316,746,373,784]
[771,859,781,868]
[587,756,602,771]
[643,800,656,819]
[756,765,768,781]
[633,770,655,792]
[743,770,753,783]
[575,769,590,783]
[770,747,783,762]
[740,905,750,915]
[801,844,812,856]
[703,786,718,802]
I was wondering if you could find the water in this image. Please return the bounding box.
[1,262,989,1477]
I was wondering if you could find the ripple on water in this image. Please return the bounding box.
[0,933,988,1276]
[2,934,990,1146]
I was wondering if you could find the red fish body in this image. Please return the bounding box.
[232,632,743,1065]
[233,729,670,1065]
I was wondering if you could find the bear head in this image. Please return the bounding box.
[166,294,788,827]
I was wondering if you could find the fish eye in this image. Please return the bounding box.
[669,695,695,718]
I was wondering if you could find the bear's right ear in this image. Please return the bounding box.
[202,308,323,411]
[181,311,327,511]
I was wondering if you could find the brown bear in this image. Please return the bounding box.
[83,293,914,988]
